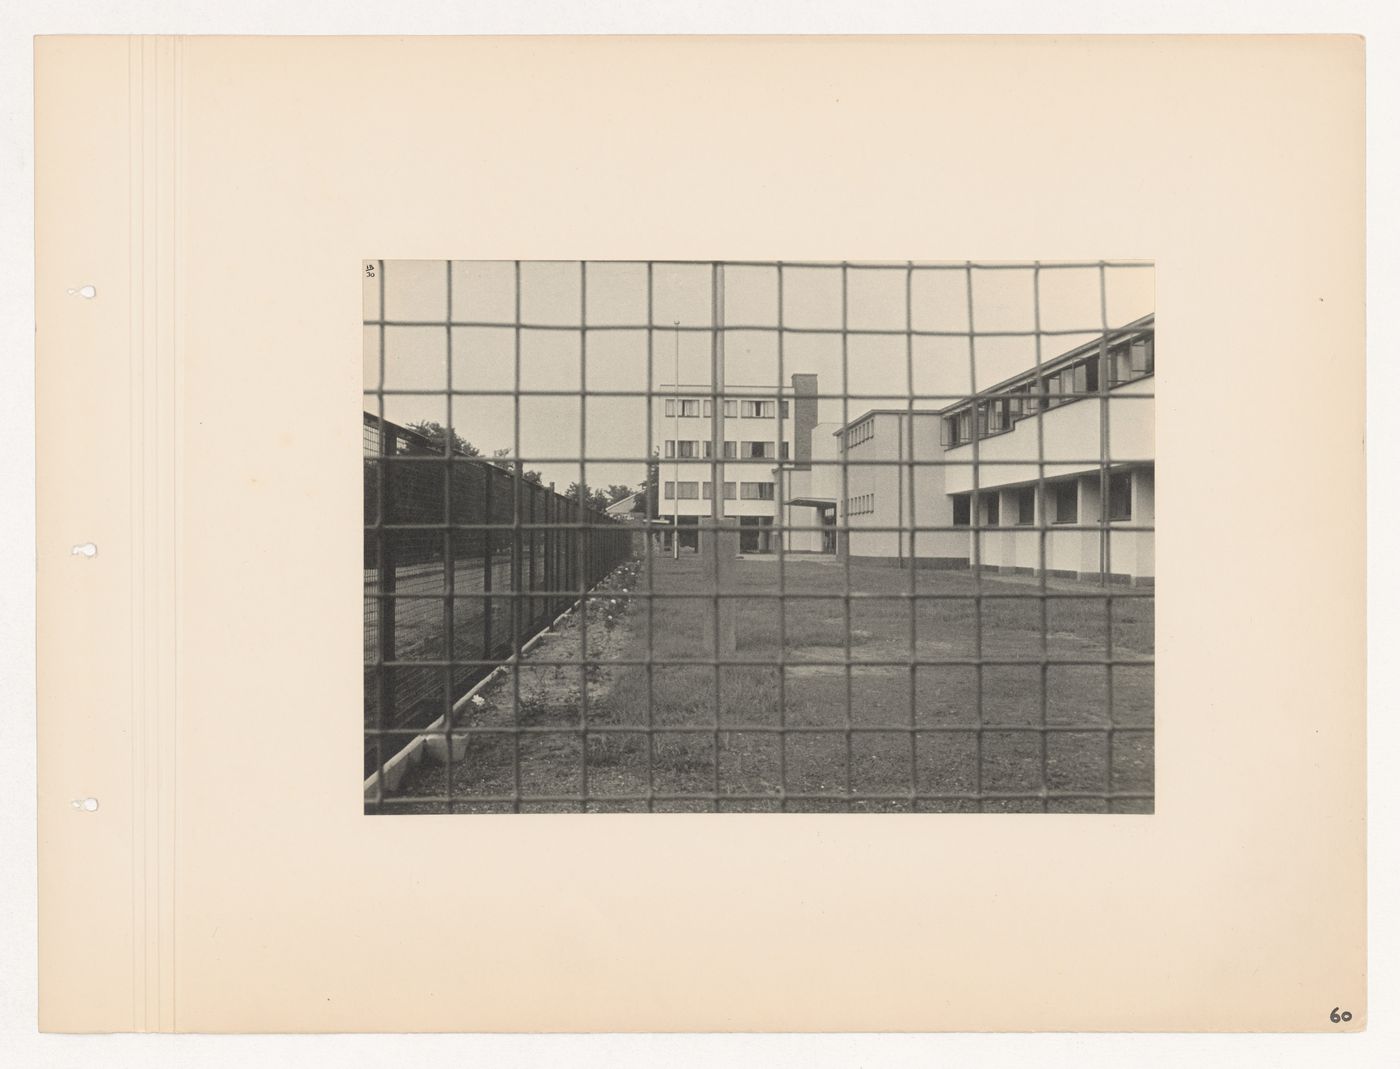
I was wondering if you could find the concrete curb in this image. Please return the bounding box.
[363,598,584,804]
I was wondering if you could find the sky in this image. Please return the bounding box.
[364,260,1154,491]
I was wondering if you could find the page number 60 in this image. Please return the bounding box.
[1330,1007,1353,1024]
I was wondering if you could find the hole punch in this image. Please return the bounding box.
[70,797,100,812]
[65,285,97,299]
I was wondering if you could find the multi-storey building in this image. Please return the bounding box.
[936,313,1154,582]
[818,313,1155,582]
[787,410,971,565]
[655,374,818,553]
[656,315,1154,582]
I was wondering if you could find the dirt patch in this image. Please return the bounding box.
[392,559,644,809]
[386,555,1153,813]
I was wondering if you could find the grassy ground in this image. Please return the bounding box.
[391,553,1154,813]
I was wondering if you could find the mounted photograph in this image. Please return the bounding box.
[363,260,1155,814]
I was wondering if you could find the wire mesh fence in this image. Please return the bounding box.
[363,412,632,779]
[363,259,1154,814]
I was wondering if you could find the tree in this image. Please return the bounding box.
[633,450,660,517]
[565,481,612,514]
[403,420,479,457]
[605,484,635,505]
[489,447,543,485]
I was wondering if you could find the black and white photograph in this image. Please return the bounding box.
[20,18,1378,1051]
[363,259,1155,813]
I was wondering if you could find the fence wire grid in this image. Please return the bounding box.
[364,259,1155,814]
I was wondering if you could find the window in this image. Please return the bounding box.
[958,410,972,443]
[663,481,674,499]
[723,482,736,500]
[779,441,790,460]
[676,481,699,500]
[740,482,775,500]
[1071,362,1087,395]
[844,417,874,449]
[679,399,700,417]
[1016,486,1035,526]
[723,440,736,459]
[702,481,712,500]
[664,399,675,417]
[1109,333,1153,386]
[1054,482,1078,524]
[703,399,712,417]
[740,400,775,418]
[780,400,790,419]
[988,401,1005,434]
[743,441,775,459]
[664,440,675,458]
[1108,471,1132,520]
[702,440,713,459]
[1131,337,1153,376]
[677,440,699,459]
[723,400,738,418]
[1085,355,1100,393]
[952,494,971,527]
[984,493,1000,527]
[1109,345,1131,385]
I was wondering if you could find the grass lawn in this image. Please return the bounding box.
[391,553,1154,813]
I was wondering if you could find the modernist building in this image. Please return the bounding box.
[936,314,1154,583]
[656,374,818,553]
[777,315,1155,583]
[654,315,1154,583]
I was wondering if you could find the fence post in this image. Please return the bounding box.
[483,463,494,661]
[512,462,524,655]
[712,515,739,654]
[567,497,575,596]
[546,485,555,620]
[527,481,538,631]
[376,422,398,738]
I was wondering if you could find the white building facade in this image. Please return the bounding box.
[650,316,1154,583]
[814,314,1155,583]
[936,314,1154,584]
[655,374,819,554]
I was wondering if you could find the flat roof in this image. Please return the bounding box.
[937,313,1154,414]
[832,313,1154,431]
[829,410,944,436]
[658,382,797,392]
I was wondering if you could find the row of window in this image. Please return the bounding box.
[663,440,790,460]
[663,480,776,501]
[663,398,790,419]
[844,493,875,516]
[943,332,1154,448]
[842,417,875,452]
[950,472,1133,527]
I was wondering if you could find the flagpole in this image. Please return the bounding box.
[673,320,680,560]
